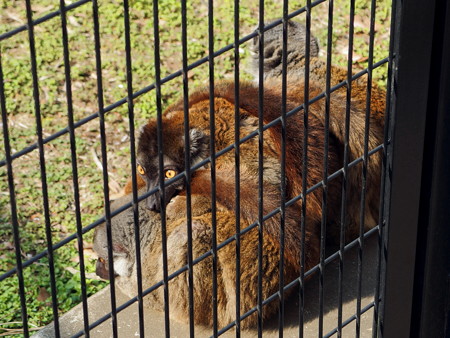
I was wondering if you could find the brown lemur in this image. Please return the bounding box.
[247,19,385,240]
[94,180,309,328]
[99,18,386,327]
[131,86,318,271]
[126,19,385,242]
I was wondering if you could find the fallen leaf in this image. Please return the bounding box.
[37,287,50,302]
[64,266,79,275]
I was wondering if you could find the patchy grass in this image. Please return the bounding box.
[0,0,391,335]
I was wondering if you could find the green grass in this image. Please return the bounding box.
[0,0,391,335]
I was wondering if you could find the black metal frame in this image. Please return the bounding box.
[412,1,450,335]
[1,0,449,337]
[379,0,450,337]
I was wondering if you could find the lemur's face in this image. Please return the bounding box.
[136,117,209,212]
[93,191,158,283]
[93,189,195,282]
[93,194,134,280]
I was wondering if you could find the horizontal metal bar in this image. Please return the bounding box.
[0,0,327,43]
[323,301,376,338]
[0,0,91,41]
[0,48,388,168]
[0,138,384,283]
[216,227,381,336]
[285,145,384,208]
[71,223,380,337]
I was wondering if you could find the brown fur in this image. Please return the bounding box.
[246,19,385,239]
[112,20,386,328]
[94,183,313,328]
[279,56,387,131]
[135,91,321,267]
[124,73,384,253]
[248,19,386,132]
[161,78,384,240]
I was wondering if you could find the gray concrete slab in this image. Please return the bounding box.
[34,234,378,338]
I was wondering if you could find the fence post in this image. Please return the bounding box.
[379,0,437,336]
[381,0,450,336]
[409,0,450,336]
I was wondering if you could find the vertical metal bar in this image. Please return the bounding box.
[372,0,398,334]
[207,0,218,336]
[0,51,30,338]
[278,2,289,336]
[337,1,355,336]
[152,1,171,335]
[380,0,437,335]
[257,1,265,335]
[299,1,311,337]
[233,1,241,336]
[122,0,145,336]
[319,0,334,336]
[24,1,60,335]
[356,0,377,336]
[58,1,90,336]
[91,1,118,336]
[180,1,195,336]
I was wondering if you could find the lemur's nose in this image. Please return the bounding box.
[146,196,160,213]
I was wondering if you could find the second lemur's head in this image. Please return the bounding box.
[248,19,320,80]
[136,116,209,212]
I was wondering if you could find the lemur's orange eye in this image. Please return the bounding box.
[164,169,176,179]
[137,164,145,175]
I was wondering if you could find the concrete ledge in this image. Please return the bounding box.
[34,235,378,337]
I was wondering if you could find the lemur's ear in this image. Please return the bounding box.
[188,128,209,165]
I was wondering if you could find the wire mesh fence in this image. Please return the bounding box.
[0,0,407,336]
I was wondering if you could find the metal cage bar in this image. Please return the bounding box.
[151,1,171,336]
[0,0,91,42]
[58,0,90,336]
[24,1,61,335]
[0,1,349,170]
[299,1,312,336]
[90,0,118,336]
[233,0,242,336]
[0,57,389,286]
[278,1,289,335]
[0,50,30,338]
[180,1,195,335]
[0,0,412,336]
[318,0,334,335]
[122,0,145,335]
[371,0,399,334]
[356,0,377,335]
[337,0,355,335]
[257,1,265,335]
[207,0,219,336]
